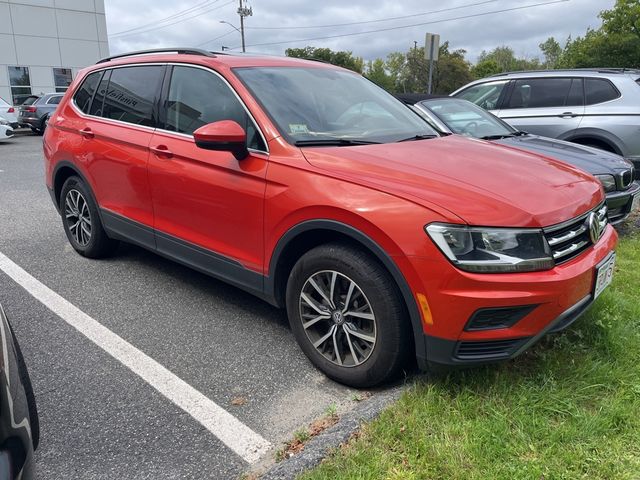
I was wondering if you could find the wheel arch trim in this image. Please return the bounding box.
[266,219,428,368]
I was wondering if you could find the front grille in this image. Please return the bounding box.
[543,203,608,264]
[455,338,526,360]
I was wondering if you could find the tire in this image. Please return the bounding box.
[60,176,119,258]
[286,243,410,388]
[30,127,41,135]
[8,321,39,450]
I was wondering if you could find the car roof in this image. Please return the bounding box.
[488,68,640,79]
[92,48,347,71]
[395,93,450,105]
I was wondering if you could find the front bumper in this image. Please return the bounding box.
[413,224,618,368]
[606,181,640,224]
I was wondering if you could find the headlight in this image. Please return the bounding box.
[595,174,616,193]
[425,224,554,273]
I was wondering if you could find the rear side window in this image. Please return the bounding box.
[585,78,620,105]
[47,95,62,105]
[163,66,266,151]
[102,66,163,127]
[506,78,573,109]
[74,71,102,114]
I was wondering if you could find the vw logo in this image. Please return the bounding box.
[587,212,604,244]
[332,310,344,325]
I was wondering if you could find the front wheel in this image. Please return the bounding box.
[286,243,410,388]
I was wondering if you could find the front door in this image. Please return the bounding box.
[148,65,269,289]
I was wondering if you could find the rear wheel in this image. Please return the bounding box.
[286,243,410,388]
[60,176,119,258]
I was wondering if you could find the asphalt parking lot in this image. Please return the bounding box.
[0,135,373,479]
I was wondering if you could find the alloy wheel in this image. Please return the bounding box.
[64,189,92,246]
[299,270,377,367]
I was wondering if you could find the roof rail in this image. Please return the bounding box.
[489,67,640,77]
[97,48,216,64]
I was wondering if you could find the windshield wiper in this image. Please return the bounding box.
[294,139,381,147]
[479,133,517,140]
[396,134,438,142]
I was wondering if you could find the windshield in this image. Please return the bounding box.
[420,98,516,138]
[234,67,437,144]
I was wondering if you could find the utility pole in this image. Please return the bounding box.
[425,33,440,94]
[237,0,253,53]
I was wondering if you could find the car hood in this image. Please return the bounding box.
[301,135,603,227]
[494,134,633,175]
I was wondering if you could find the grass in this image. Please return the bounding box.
[302,233,640,480]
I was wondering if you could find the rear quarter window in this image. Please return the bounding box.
[73,71,102,114]
[585,78,620,105]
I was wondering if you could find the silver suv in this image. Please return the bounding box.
[451,69,640,176]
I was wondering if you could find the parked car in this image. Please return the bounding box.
[0,117,15,142]
[19,93,63,135]
[451,69,640,176]
[44,48,617,387]
[0,97,19,128]
[0,303,39,479]
[399,94,640,224]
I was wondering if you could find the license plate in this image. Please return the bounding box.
[594,252,616,299]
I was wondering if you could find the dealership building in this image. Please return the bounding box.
[0,0,109,105]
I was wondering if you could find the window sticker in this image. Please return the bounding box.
[289,124,309,134]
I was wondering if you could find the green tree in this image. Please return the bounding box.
[431,42,474,94]
[600,0,640,40]
[285,46,364,73]
[364,58,395,91]
[471,59,501,78]
[539,37,562,68]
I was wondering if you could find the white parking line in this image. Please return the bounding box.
[0,252,271,463]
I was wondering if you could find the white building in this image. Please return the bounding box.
[0,0,109,105]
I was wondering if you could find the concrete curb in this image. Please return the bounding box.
[259,385,406,480]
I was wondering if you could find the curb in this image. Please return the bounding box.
[258,385,405,480]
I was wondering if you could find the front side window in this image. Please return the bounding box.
[73,71,102,114]
[585,78,620,105]
[234,67,436,144]
[506,78,573,109]
[8,66,32,105]
[53,68,73,93]
[164,66,266,151]
[455,81,508,110]
[102,66,163,127]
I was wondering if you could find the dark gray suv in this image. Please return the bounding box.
[18,93,64,135]
[452,69,640,176]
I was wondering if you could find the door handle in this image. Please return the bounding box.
[150,145,173,158]
[78,127,94,139]
[559,112,578,118]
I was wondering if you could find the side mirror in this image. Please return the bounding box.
[193,120,248,160]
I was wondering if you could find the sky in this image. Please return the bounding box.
[105,0,615,63]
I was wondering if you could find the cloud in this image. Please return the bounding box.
[105,0,615,62]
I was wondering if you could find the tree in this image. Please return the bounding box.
[431,42,474,94]
[364,59,395,91]
[285,46,364,73]
[471,59,501,79]
[600,0,640,40]
[539,37,562,68]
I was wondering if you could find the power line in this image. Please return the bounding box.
[232,0,570,49]
[110,0,217,36]
[109,0,234,39]
[196,29,236,47]
[246,0,499,30]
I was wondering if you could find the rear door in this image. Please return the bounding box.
[70,65,165,248]
[147,64,269,281]
[497,77,585,139]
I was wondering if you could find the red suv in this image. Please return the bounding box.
[43,49,617,387]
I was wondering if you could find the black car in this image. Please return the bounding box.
[399,94,640,224]
[0,303,38,479]
[18,93,64,135]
